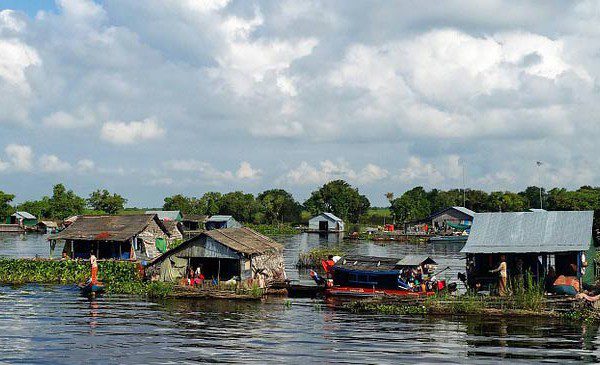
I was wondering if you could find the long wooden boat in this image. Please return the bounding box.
[317,255,446,298]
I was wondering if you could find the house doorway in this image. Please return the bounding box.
[319,221,329,231]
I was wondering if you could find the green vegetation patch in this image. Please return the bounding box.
[297,247,346,269]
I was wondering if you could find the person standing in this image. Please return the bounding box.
[490,255,507,296]
[90,254,98,285]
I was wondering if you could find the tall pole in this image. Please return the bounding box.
[536,161,543,209]
[462,163,466,208]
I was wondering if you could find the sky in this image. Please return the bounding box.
[0,0,599,207]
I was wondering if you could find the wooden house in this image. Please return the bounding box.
[308,213,344,232]
[461,210,595,289]
[146,227,286,287]
[49,214,170,260]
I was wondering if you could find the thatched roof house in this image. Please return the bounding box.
[146,227,286,287]
[50,214,170,260]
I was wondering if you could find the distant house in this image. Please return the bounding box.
[50,214,171,260]
[205,215,241,230]
[145,210,183,222]
[181,213,208,231]
[37,220,58,234]
[461,210,595,289]
[427,206,475,230]
[308,213,344,232]
[8,211,37,227]
[146,227,286,287]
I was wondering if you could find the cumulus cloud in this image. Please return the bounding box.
[5,144,33,171]
[100,117,165,145]
[2,1,600,206]
[76,159,95,172]
[38,154,71,172]
[236,161,261,179]
[397,157,444,184]
[282,160,388,185]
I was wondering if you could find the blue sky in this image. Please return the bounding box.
[0,0,598,207]
[0,0,56,16]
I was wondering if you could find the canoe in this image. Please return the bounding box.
[79,282,105,295]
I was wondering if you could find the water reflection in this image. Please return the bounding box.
[0,234,598,363]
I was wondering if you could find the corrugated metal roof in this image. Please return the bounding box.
[461,211,593,254]
[207,215,234,222]
[311,212,342,222]
[145,210,181,221]
[13,211,36,219]
[452,206,475,217]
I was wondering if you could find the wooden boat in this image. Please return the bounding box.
[429,235,468,244]
[79,281,105,295]
[320,255,445,298]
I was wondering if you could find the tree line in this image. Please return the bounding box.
[2,181,600,225]
[388,186,600,223]
[0,180,370,224]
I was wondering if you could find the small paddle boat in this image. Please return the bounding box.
[79,281,105,296]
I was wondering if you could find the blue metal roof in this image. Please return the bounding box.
[207,215,234,222]
[461,211,593,254]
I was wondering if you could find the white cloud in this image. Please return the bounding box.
[76,159,95,172]
[43,108,96,129]
[164,159,234,180]
[5,144,33,171]
[236,161,261,179]
[39,154,71,172]
[282,160,388,185]
[397,157,444,184]
[0,38,40,93]
[0,158,8,172]
[100,117,165,145]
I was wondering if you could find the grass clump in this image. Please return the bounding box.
[296,247,346,269]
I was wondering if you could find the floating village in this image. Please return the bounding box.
[1,204,599,320]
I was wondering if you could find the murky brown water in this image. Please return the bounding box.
[0,232,598,364]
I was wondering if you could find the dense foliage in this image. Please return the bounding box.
[303,180,370,223]
[88,189,127,214]
[163,190,302,224]
[389,185,600,224]
[0,190,15,221]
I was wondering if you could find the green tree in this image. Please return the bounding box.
[163,194,196,213]
[489,191,528,212]
[219,191,260,222]
[257,189,301,223]
[519,186,547,209]
[303,180,370,223]
[390,186,431,223]
[88,189,127,214]
[198,192,222,216]
[17,197,51,219]
[0,191,15,221]
[48,184,86,219]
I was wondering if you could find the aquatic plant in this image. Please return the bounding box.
[245,223,300,236]
[296,247,346,269]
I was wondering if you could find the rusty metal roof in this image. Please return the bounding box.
[50,214,167,242]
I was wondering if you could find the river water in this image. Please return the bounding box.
[0,232,598,364]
